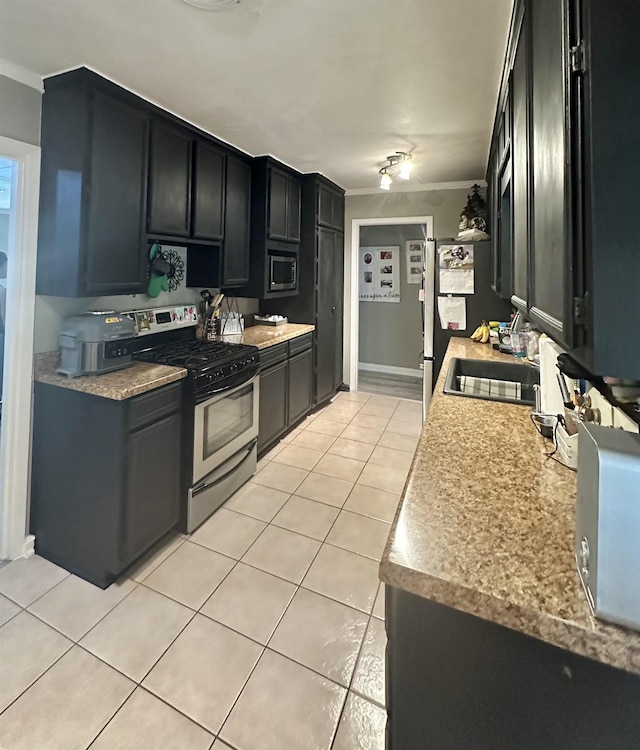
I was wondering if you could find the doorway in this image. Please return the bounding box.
[0,136,40,562]
[347,216,433,396]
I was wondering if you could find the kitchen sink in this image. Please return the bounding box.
[443,357,539,405]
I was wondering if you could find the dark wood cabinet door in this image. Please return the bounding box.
[268,168,288,241]
[258,361,288,452]
[512,14,530,309]
[223,155,251,287]
[288,349,313,425]
[193,141,225,241]
[529,0,568,342]
[85,93,148,296]
[287,176,301,242]
[316,227,340,404]
[124,412,181,566]
[333,231,344,389]
[148,123,192,236]
[317,184,334,228]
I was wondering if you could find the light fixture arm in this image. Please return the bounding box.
[378,151,412,176]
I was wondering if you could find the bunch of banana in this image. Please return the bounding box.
[470,320,491,343]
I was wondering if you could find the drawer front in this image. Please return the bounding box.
[259,342,289,370]
[128,382,182,431]
[288,333,313,356]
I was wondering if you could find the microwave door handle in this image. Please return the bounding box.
[193,439,258,494]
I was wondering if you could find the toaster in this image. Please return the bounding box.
[58,311,135,378]
[575,422,640,630]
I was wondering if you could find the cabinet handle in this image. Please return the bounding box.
[331,306,336,312]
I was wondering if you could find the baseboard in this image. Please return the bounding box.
[358,362,423,378]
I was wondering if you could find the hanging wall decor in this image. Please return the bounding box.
[359,246,400,303]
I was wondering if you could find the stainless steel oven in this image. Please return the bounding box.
[187,373,260,531]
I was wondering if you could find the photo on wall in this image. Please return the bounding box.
[359,246,400,303]
[405,240,425,284]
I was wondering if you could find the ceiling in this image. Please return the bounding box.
[0,0,513,191]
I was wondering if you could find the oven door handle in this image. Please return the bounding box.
[192,439,258,495]
[195,366,260,403]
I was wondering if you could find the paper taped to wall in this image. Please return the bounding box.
[437,296,466,330]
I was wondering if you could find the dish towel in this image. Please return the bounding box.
[457,375,522,401]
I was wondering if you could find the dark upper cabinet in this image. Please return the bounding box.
[147,123,192,237]
[192,141,225,241]
[223,155,252,287]
[267,166,301,244]
[490,86,514,301]
[511,10,530,310]
[317,184,345,230]
[37,82,149,297]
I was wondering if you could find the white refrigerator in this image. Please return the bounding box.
[422,239,436,421]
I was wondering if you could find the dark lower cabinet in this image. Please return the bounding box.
[386,586,640,750]
[288,349,313,425]
[258,359,288,452]
[30,381,183,588]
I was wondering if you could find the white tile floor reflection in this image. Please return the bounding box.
[0,390,422,750]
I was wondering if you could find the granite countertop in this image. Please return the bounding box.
[380,337,640,675]
[216,323,315,350]
[33,352,187,401]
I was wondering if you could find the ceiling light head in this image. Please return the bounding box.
[398,155,413,180]
[181,0,241,9]
[379,170,392,191]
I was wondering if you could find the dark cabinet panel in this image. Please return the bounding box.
[258,360,288,452]
[288,349,313,425]
[316,227,342,404]
[287,177,301,242]
[223,155,252,287]
[512,14,530,308]
[123,412,181,566]
[268,168,289,241]
[529,0,568,340]
[148,124,192,237]
[317,184,344,230]
[192,141,225,241]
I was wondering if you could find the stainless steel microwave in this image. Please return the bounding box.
[269,254,297,292]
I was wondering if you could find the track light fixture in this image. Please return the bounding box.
[378,152,413,190]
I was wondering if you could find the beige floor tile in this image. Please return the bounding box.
[357,463,410,495]
[28,575,136,642]
[304,417,345,437]
[256,457,269,471]
[272,496,339,540]
[392,399,424,422]
[290,429,337,452]
[0,646,134,750]
[302,545,379,614]
[385,418,422,437]
[221,649,346,750]
[319,406,356,424]
[80,585,192,682]
[326,511,390,561]
[0,611,72,713]
[352,616,387,706]
[242,526,321,584]
[143,541,234,610]
[252,461,309,493]
[339,424,384,445]
[90,687,214,750]
[262,443,285,460]
[211,742,233,749]
[325,400,363,417]
[335,390,370,403]
[224,481,290,522]
[125,533,185,582]
[272,444,324,470]
[358,400,398,418]
[201,562,295,645]
[344,484,400,523]
[332,692,386,750]
[313,454,365,483]
[0,555,69,607]
[143,614,262,734]
[350,414,389,432]
[368,445,414,471]
[365,395,400,409]
[280,427,302,443]
[372,583,385,620]
[377,430,420,453]
[189,508,267,559]
[295,472,354,508]
[328,437,375,462]
[0,593,20,627]
[269,588,367,686]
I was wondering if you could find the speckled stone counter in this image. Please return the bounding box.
[216,323,315,350]
[33,352,187,400]
[380,337,640,675]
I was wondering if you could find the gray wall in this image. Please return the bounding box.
[359,224,426,371]
[0,75,41,146]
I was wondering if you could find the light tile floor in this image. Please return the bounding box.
[0,390,422,750]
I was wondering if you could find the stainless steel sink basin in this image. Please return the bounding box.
[443,357,539,405]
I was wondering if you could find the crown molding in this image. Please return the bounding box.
[345,179,487,197]
[0,58,43,92]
